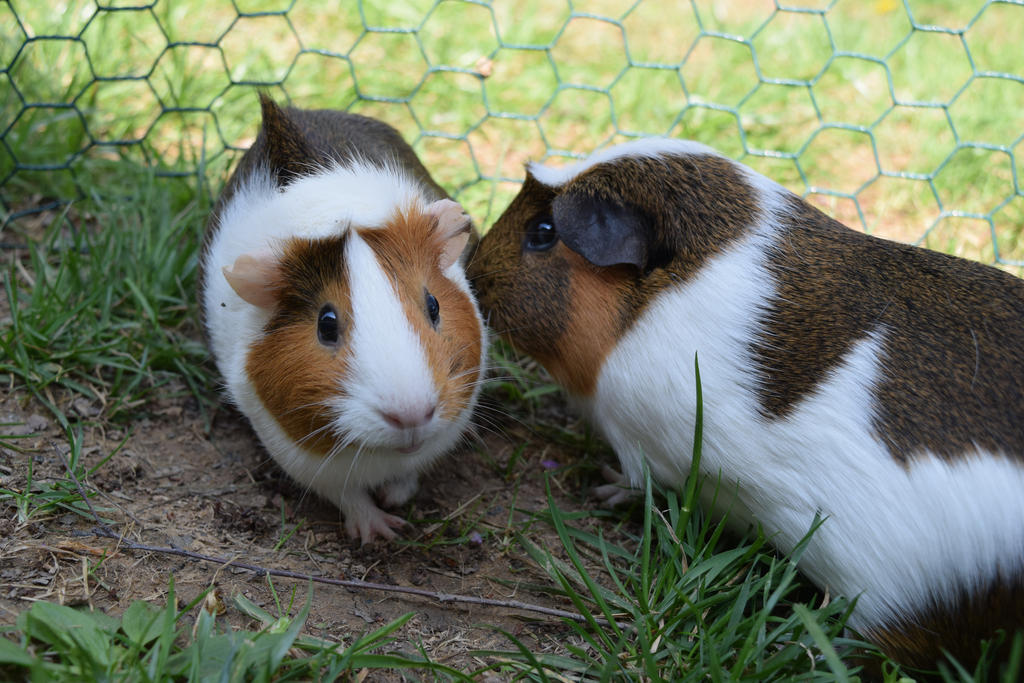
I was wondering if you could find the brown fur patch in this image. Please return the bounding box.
[866,572,1024,675]
[753,196,1024,463]
[246,236,354,456]
[358,208,482,422]
[535,249,633,395]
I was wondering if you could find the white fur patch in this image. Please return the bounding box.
[527,138,727,188]
[583,205,1024,632]
[209,161,428,263]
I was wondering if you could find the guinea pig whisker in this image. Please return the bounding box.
[327,426,361,455]
[472,401,532,433]
[449,366,488,386]
[292,438,353,511]
[458,378,498,391]
[460,407,527,448]
[445,345,478,376]
[247,453,279,481]
[341,442,370,499]
[293,421,336,449]
[293,446,337,511]
[465,264,513,281]
[316,425,360,480]
[276,398,334,419]
[457,428,490,451]
[465,412,515,444]
[461,373,516,388]
[450,363,483,378]
[467,238,518,266]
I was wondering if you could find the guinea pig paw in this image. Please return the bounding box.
[345,506,407,545]
[593,465,640,508]
[379,474,419,507]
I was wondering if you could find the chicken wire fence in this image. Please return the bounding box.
[1,0,1023,264]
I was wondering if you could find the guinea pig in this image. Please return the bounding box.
[468,138,1024,671]
[200,95,486,544]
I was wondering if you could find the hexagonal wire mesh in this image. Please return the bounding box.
[1,0,1023,265]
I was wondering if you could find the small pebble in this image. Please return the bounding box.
[25,414,48,432]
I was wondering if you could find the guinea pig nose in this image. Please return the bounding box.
[379,404,436,430]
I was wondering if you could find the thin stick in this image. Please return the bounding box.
[89,526,615,626]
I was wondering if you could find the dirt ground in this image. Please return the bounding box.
[0,377,631,675]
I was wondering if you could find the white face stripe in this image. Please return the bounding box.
[338,230,438,436]
[587,225,1024,631]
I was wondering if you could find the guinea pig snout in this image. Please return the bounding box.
[372,398,439,454]
[377,402,437,431]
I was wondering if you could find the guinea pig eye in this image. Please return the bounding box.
[424,290,440,329]
[317,305,340,345]
[524,216,558,252]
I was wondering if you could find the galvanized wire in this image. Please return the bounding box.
[1,0,1022,264]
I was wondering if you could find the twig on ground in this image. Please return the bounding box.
[87,526,616,627]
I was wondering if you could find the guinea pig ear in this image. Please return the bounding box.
[425,198,472,270]
[222,251,282,309]
[258,93,318,186]
[552,191,648,270]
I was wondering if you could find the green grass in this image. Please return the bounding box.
[490,485,867,680]
[0,348,1017,680]
[2,0,1024,680]
[1,163,209,424]
[479,364,869,681]
[0,421,118,525]
[0,578,468,681]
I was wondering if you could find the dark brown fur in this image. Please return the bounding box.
[216,94,447,215]
[867,574,1024,675]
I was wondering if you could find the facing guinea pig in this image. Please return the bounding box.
[201,95,486,544]
[468,138,1024,671]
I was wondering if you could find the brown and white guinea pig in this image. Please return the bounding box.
[468,138,1024,671]
[200,95,486,544]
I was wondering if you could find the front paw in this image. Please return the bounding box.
[593,464,640,507]
[343,492,408,544]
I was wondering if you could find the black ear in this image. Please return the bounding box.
[258,93,318,186]
[552,191,649,269]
